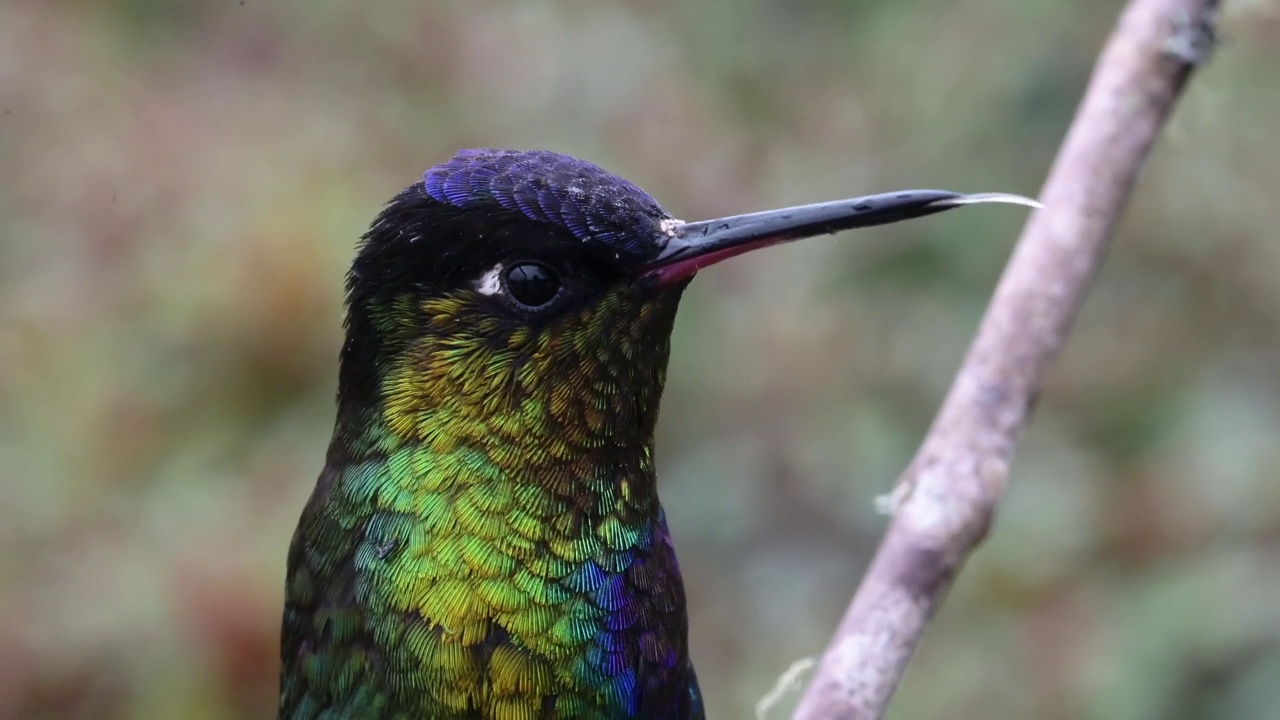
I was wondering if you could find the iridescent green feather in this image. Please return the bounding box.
[281,284,703,719]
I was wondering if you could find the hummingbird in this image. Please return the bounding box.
[279,149,1036,719]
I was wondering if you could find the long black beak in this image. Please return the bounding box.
[642,189,1040,285]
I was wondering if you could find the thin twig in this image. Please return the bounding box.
[791,0,1220,717]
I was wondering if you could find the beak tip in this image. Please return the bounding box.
[933,192,1044,210]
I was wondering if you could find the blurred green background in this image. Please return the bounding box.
[3,1,1279,718]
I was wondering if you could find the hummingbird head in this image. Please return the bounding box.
[338,149,1036,455]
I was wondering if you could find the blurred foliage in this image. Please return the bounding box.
[2,1,1279,718]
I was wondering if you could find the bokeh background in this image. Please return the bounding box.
[3,1,1279,718]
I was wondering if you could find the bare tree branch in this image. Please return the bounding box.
[791,0,1220,717]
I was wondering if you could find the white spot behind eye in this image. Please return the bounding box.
[475,263,504,296]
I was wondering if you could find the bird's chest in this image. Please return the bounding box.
[352,475,692,718]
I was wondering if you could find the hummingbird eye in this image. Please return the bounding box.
[502,261,563,311]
